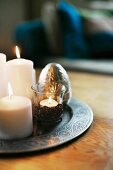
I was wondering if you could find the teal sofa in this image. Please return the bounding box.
[15,1,113,73]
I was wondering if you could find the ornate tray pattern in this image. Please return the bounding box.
[0,97,93,154]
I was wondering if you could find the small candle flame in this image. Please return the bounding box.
[48,96,52,104]
[8,82,13,100]
[15,46,21,59]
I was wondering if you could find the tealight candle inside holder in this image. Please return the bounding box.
[31,83,65,126]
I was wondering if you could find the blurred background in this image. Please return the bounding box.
[0,0,113,71]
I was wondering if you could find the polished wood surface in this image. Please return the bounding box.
[1,70,113,170]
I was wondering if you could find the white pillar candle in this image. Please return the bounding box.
[0,95,33,140]
[6,46,34,99]
[0,53,8,98]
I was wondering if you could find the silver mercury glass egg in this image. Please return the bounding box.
[38,63,72,103]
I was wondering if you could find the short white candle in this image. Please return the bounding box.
[6,46,34,99]
[0,96,33,140]
[0,84,33,140]
[40,97,58,107]
[0,53,8,98]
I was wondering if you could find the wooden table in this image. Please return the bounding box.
[1,70,113,170]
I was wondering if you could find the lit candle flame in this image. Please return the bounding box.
[8,82,13,100]
[15,46,21,59]
[48,96,52,104]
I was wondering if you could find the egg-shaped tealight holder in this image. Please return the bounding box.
[38,63,72,104]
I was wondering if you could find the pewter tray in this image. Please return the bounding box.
[0,97,93,154]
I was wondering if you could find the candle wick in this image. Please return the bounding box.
[9,95,13,100]
[48,97,52,104]
[8,82,13,100]
[48,101,51,104]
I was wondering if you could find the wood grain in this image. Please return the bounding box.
[1,70,113,170]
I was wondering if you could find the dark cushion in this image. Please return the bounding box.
[83,14,113,59]
[15,20,51,67]
[57,1,89,59]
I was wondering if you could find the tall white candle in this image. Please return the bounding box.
[6,46,34,98]
[0,53,8,98]
[0,83,33,140]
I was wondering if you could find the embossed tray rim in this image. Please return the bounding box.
[0,97,93,154]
